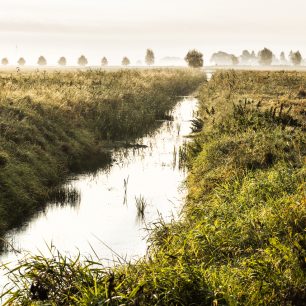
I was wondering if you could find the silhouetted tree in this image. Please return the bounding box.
[240,50,252,64]
[17,57,26,66]
[211,51,238,65]
[37,56,47,66]
[122,57,130,66]
[280,52,286,62]
[58,57,67,66]
[290,51,302,65]
[240,50,257,64]
[101,57,108,66]
[145,49,155,66]
[258,48,273,65]
[184,49,203,68]
[78,55,88,66]
[1,58,9,65]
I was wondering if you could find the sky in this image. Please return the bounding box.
[0,0,305,65]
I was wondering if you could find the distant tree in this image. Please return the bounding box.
[272,54,277,63]
[145,49,155,66]
[1,58,9,65]
[258,48,273,65]
[211,51,238,65]
[78,55,88,66]
[290,51,302,65]
[122,57,130,66]
[240,50,252,64]
[231,55,239,65]
[58,57,67,66]
[184,49,203,68]
[101,57,108,66]
[37,56,47,66]
[17,57,26,66]
[240,50,257,64]
[280,52,286,62]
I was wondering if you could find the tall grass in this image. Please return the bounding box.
[3,70,305,305]
[135,195,147,222]
[0,68,205,240]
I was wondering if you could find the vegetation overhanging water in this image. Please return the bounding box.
[0,68,205,240]
[1,70,305,305]
[0,96,199,300]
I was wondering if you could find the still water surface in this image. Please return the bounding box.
[0,97,197,294]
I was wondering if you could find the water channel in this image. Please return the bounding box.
[0,97,199,296]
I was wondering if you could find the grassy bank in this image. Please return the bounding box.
[3,71,305,305]
[0,68,205,237]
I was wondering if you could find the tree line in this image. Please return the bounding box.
[0,49,155,67]
[209,48,303,66]
[184,48,304,67]
[0,48,304,67]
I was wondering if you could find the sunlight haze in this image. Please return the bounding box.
[1,0,305,65]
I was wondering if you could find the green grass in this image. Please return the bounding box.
[0,68,205,238]
[2,70,305,305]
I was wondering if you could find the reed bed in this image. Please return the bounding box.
[0,68,205,238]
[3,70,305,305]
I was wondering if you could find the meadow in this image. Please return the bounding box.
[2,70,306,305]
[0,68,205,239]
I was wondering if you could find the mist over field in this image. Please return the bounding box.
[0,1,306,305]
[0,0,306,66]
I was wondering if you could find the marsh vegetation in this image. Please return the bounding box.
[0,96,198,269]
[1,70,306,305]
[0,68,204,241]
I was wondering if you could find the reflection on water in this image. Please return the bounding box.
[48,187,81,208]
[0,97,198,294]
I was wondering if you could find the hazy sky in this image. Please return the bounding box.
[1,0,305,65]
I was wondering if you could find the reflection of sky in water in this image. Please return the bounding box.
[0,98,197,294]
